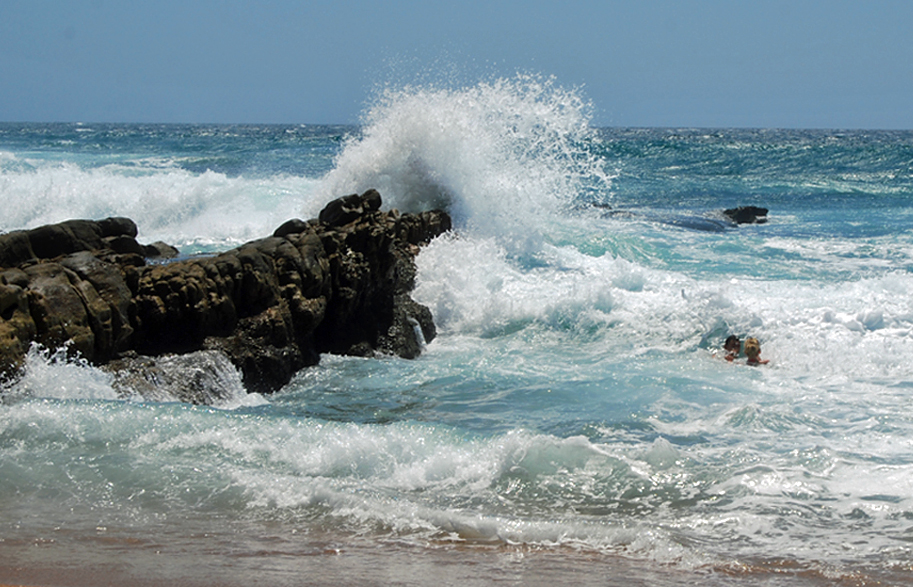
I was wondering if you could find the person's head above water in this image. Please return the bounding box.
[724,335,740,353]
[744,337,768,364]
[744,337,760,357]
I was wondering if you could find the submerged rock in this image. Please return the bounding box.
[142,241,180,260]
[722,206,768,224]
[0,191,452,397]
[594,204,770,232]
[103,350,247,405]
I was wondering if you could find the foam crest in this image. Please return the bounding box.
[416,225,913,395]
[317,75,611,247]
[1,344,265,408]
[0,157,320,252]
[222,422,665,548]
[2,344,119,401]
[414,234,625,336]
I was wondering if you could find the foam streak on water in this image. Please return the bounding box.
[2,81,913,585]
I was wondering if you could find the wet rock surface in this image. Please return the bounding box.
[0,191,451,395]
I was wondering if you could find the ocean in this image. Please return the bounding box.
[2,77,913,586]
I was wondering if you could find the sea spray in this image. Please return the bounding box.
[317,75,613,250]
[0,126,328,252]
[1,344,120,402]
[1,344,266,408]
[0,159,319,251]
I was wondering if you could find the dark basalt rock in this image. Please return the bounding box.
[142,241,180,260]
[273,218,313,238]
[0,217,138,268]
[0,191,452,396]
[318,189,382,227]
[723,206,768,224]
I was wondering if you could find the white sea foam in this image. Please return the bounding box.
[215,420,697,557]
[2,343,266,408]
[1,344,120,401]
[0,156,321,251]
[316,75,612,251]
[415,221,913,390]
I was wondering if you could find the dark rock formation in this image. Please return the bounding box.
[593,203,770,231]
[0,216,146,375]
[142,241,180,260]
[0,191,452,395]
[318,188,382,227]
[723,206,768,224]
[0,217,139,268]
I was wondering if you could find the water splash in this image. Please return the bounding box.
[1,343,119,401]
[1,344,265,408]
[0,151,320,253]
[317,75,613,248]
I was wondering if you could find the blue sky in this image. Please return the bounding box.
[2,0,911,128]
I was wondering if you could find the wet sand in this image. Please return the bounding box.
[2,542,901,587]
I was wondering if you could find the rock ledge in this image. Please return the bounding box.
[0,190,451,394]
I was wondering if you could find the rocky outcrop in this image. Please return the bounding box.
[723,206,768,224]
[0,191,451,394]
[0,219,146,376]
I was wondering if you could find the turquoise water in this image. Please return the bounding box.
[2,78,913,586]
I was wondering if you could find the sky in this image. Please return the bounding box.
[1,0,911,129]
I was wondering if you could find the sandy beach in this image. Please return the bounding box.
[3,540,904,587]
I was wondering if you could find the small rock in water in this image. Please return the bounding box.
[722,206,768,224]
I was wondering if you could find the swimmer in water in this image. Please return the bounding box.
[743,337,769,365]
[723,335,740,362]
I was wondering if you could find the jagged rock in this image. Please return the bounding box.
[723,206,768,224]
[21,262,98,361]
[318,189,382,227]
[0,217,138,268]
[97,217,139,239]
[0,269,37,374]
[272,218,312,238]
[142,241,180,260]
[0,191,452,395]
[377,294,436,359]
[59,251,135,358]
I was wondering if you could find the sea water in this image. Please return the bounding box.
[2,76,913,586]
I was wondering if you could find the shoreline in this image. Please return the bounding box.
[1,541,897,587]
